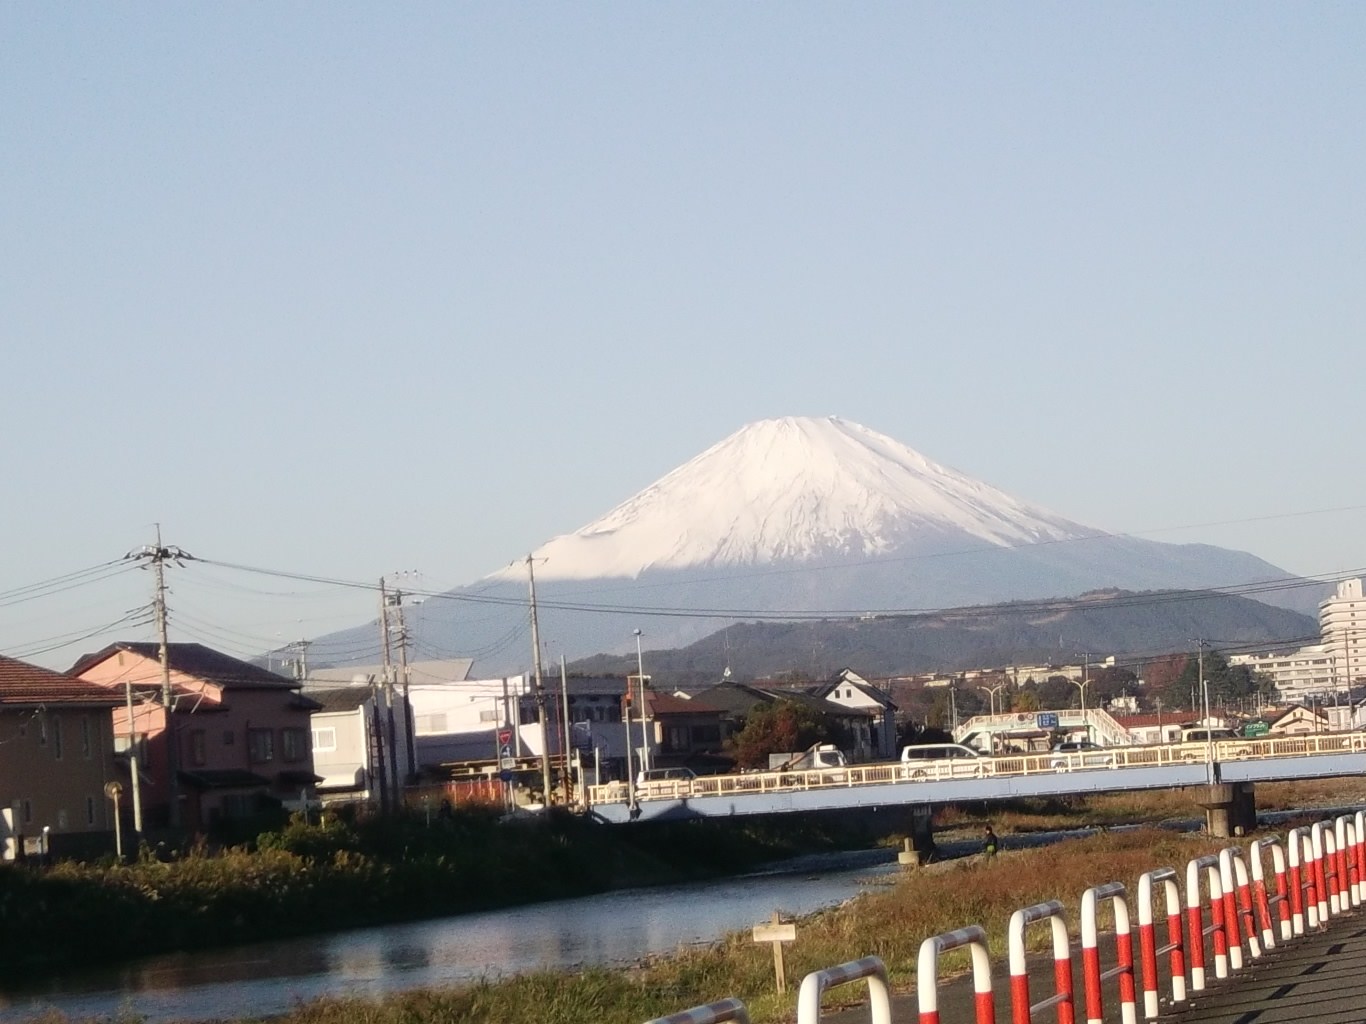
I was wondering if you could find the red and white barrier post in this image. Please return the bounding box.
[1136,868,1185,1019]
[1007,900,1074,1024]
[1250,836,1290,946]
[1287,826,1319,934]
[1218,847,1261,966]
[918,926,995,1024]
[1311,821,1338,919]
[1185,854,1226,990]
[1080,882,1136,1024]
[796,956,891,1024]
[1355,811,1366,906]
[1335,815,1360,909]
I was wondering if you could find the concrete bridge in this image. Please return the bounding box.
[584,733,1366,845]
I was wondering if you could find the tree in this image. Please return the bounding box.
[727,700,839,769]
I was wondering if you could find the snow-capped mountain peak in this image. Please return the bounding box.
[503,416,1090,581]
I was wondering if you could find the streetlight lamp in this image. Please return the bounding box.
[634,629,651,773]
[978,683,1006,716]
[1069,677,1091,741]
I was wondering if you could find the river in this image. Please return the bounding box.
[0,848,903,1024]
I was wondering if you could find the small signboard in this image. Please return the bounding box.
[497,728,513,746]
[1037,712,1060,729]
[752,911,796,993]
[1243,721,1270,737]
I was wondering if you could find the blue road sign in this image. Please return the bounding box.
[1037,712,1059,729]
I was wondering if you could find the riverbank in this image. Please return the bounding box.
[257,825,1236,1024]
[0,805,890,981]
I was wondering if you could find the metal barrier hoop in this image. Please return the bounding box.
[1007,900,1074,1024]
[1080,882,1136,1024]
[796,957,891,1024]
[917,926,995,1024]
[1185,854,1226,990]
[1136,868,1185,1019]
[1287,826,1319,933]
[1218,847,1261,967]
[1311,821,1338,919]
[645,998,751,1024]
[1250,836,1290,946]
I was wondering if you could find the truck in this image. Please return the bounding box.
[768,743,848,772]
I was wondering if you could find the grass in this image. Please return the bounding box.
[263,826,1233,1024]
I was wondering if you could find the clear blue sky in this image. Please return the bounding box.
[3,4,1365,668]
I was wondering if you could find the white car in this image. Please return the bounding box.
[1049,740,1115,770]
[898,743,988,779]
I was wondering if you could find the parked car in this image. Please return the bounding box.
[635,766,697,797]
[1049,740,1115,770]
[898,742,988,779]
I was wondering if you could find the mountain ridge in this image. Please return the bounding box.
[304,416,1327,673]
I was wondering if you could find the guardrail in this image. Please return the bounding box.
[647,812,1366,1024]
[587,732,1366,806]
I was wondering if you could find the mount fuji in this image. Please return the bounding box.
[308,416,1316,674]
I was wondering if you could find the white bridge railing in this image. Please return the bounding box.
[585,732,1366,807]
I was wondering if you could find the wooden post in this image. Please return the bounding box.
[752,910,797,993]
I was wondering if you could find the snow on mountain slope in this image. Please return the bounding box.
[496,416,1092,581]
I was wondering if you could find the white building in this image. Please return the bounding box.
[1321,578,1366,689]
[1229,578,1366,704]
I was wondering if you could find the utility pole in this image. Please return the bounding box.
[126,527,192,831]
[378,579,400,811]
[526,556,554,807]
[395,592,416,783]
[559,655,572,805]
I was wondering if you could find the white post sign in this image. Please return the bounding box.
[752,911,797,993]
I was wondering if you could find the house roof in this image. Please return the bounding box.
[70,642,299,691]
[310,687,375,713]
[646,691,721,716]
[0,655,124,707]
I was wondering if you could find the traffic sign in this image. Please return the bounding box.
[499,743,512,759]
[497,728,512,746]
[499,769,513,782]
[1037,712,1059,729]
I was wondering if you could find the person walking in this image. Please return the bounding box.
[983,826,999,860]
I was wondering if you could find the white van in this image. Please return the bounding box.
[898,743,988,779]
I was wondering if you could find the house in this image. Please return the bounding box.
[71,642,321,833]
[0,655,124,859]
[1112,713,1185,746]
[1266,704,1332,736]
[643,691,727,773]
[308,685,413,808]
[691,681,877,761]
[810,669,899,760]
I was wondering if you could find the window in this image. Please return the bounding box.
[223,730,234,745]
[190,729,207,767]
[81,716,92,759]
[52,716,62,760]
[312,727,337,753]
[22,800,32,824]
[86,796,96,825]
[247,728,274,764]
[281,728,308,763]
[478,709,499,723]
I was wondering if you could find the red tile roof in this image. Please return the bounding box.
[0,655,124,707]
